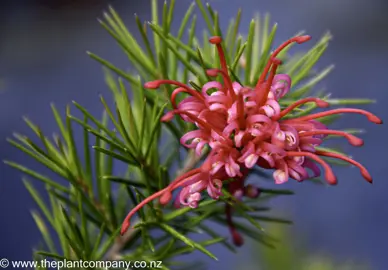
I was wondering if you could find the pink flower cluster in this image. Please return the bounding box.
[120,35,382,245]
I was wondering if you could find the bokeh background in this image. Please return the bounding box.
[1,0,387,269]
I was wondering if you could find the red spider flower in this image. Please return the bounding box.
[120,35,382,245]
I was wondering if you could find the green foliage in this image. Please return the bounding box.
[246,225,370,270]
[5,0,375,269]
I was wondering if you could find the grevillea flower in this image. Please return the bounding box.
[120,35,382,245]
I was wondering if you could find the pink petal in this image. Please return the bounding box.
[272,74,291,99]
[259,152,275,167]
[246,114,271,125]
[244,153,259,168]
[202,81,223,96]
[195,140,207,156]
[223,121,240,137]
[180,130,208,148]
[188,192,201,208]
[271,123,286,148]
[302,159,321,178]
[189,180,207,193]
[209,103,227,111]
[227,102,238,122]
[262,99,281,117]
[273,169,289,184]
[178,100,205,111]
[207,178,223,199]
[244,101,257,108]
[178,187,190,205]
[300,144,316,152]
[287,160,309,181]
[261,142,286,157]
[225,158,240,177]
[238,142,256,162]
[206,94,229,104]
[293,155,305,165]
[234,131,246,148]
[232,82,243,94]
[210,161,224,175]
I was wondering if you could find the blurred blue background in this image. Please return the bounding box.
[1,0,387,269]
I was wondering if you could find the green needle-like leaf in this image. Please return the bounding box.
[244,19,256,84]
[4,161,68,193]
[95,227,121,260]
[158,223,218,260]
[23,179,55,227]
[31,211,57,253]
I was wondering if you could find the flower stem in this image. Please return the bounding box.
[106,148,206,259]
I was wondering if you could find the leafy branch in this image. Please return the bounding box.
[5,0,376,269]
